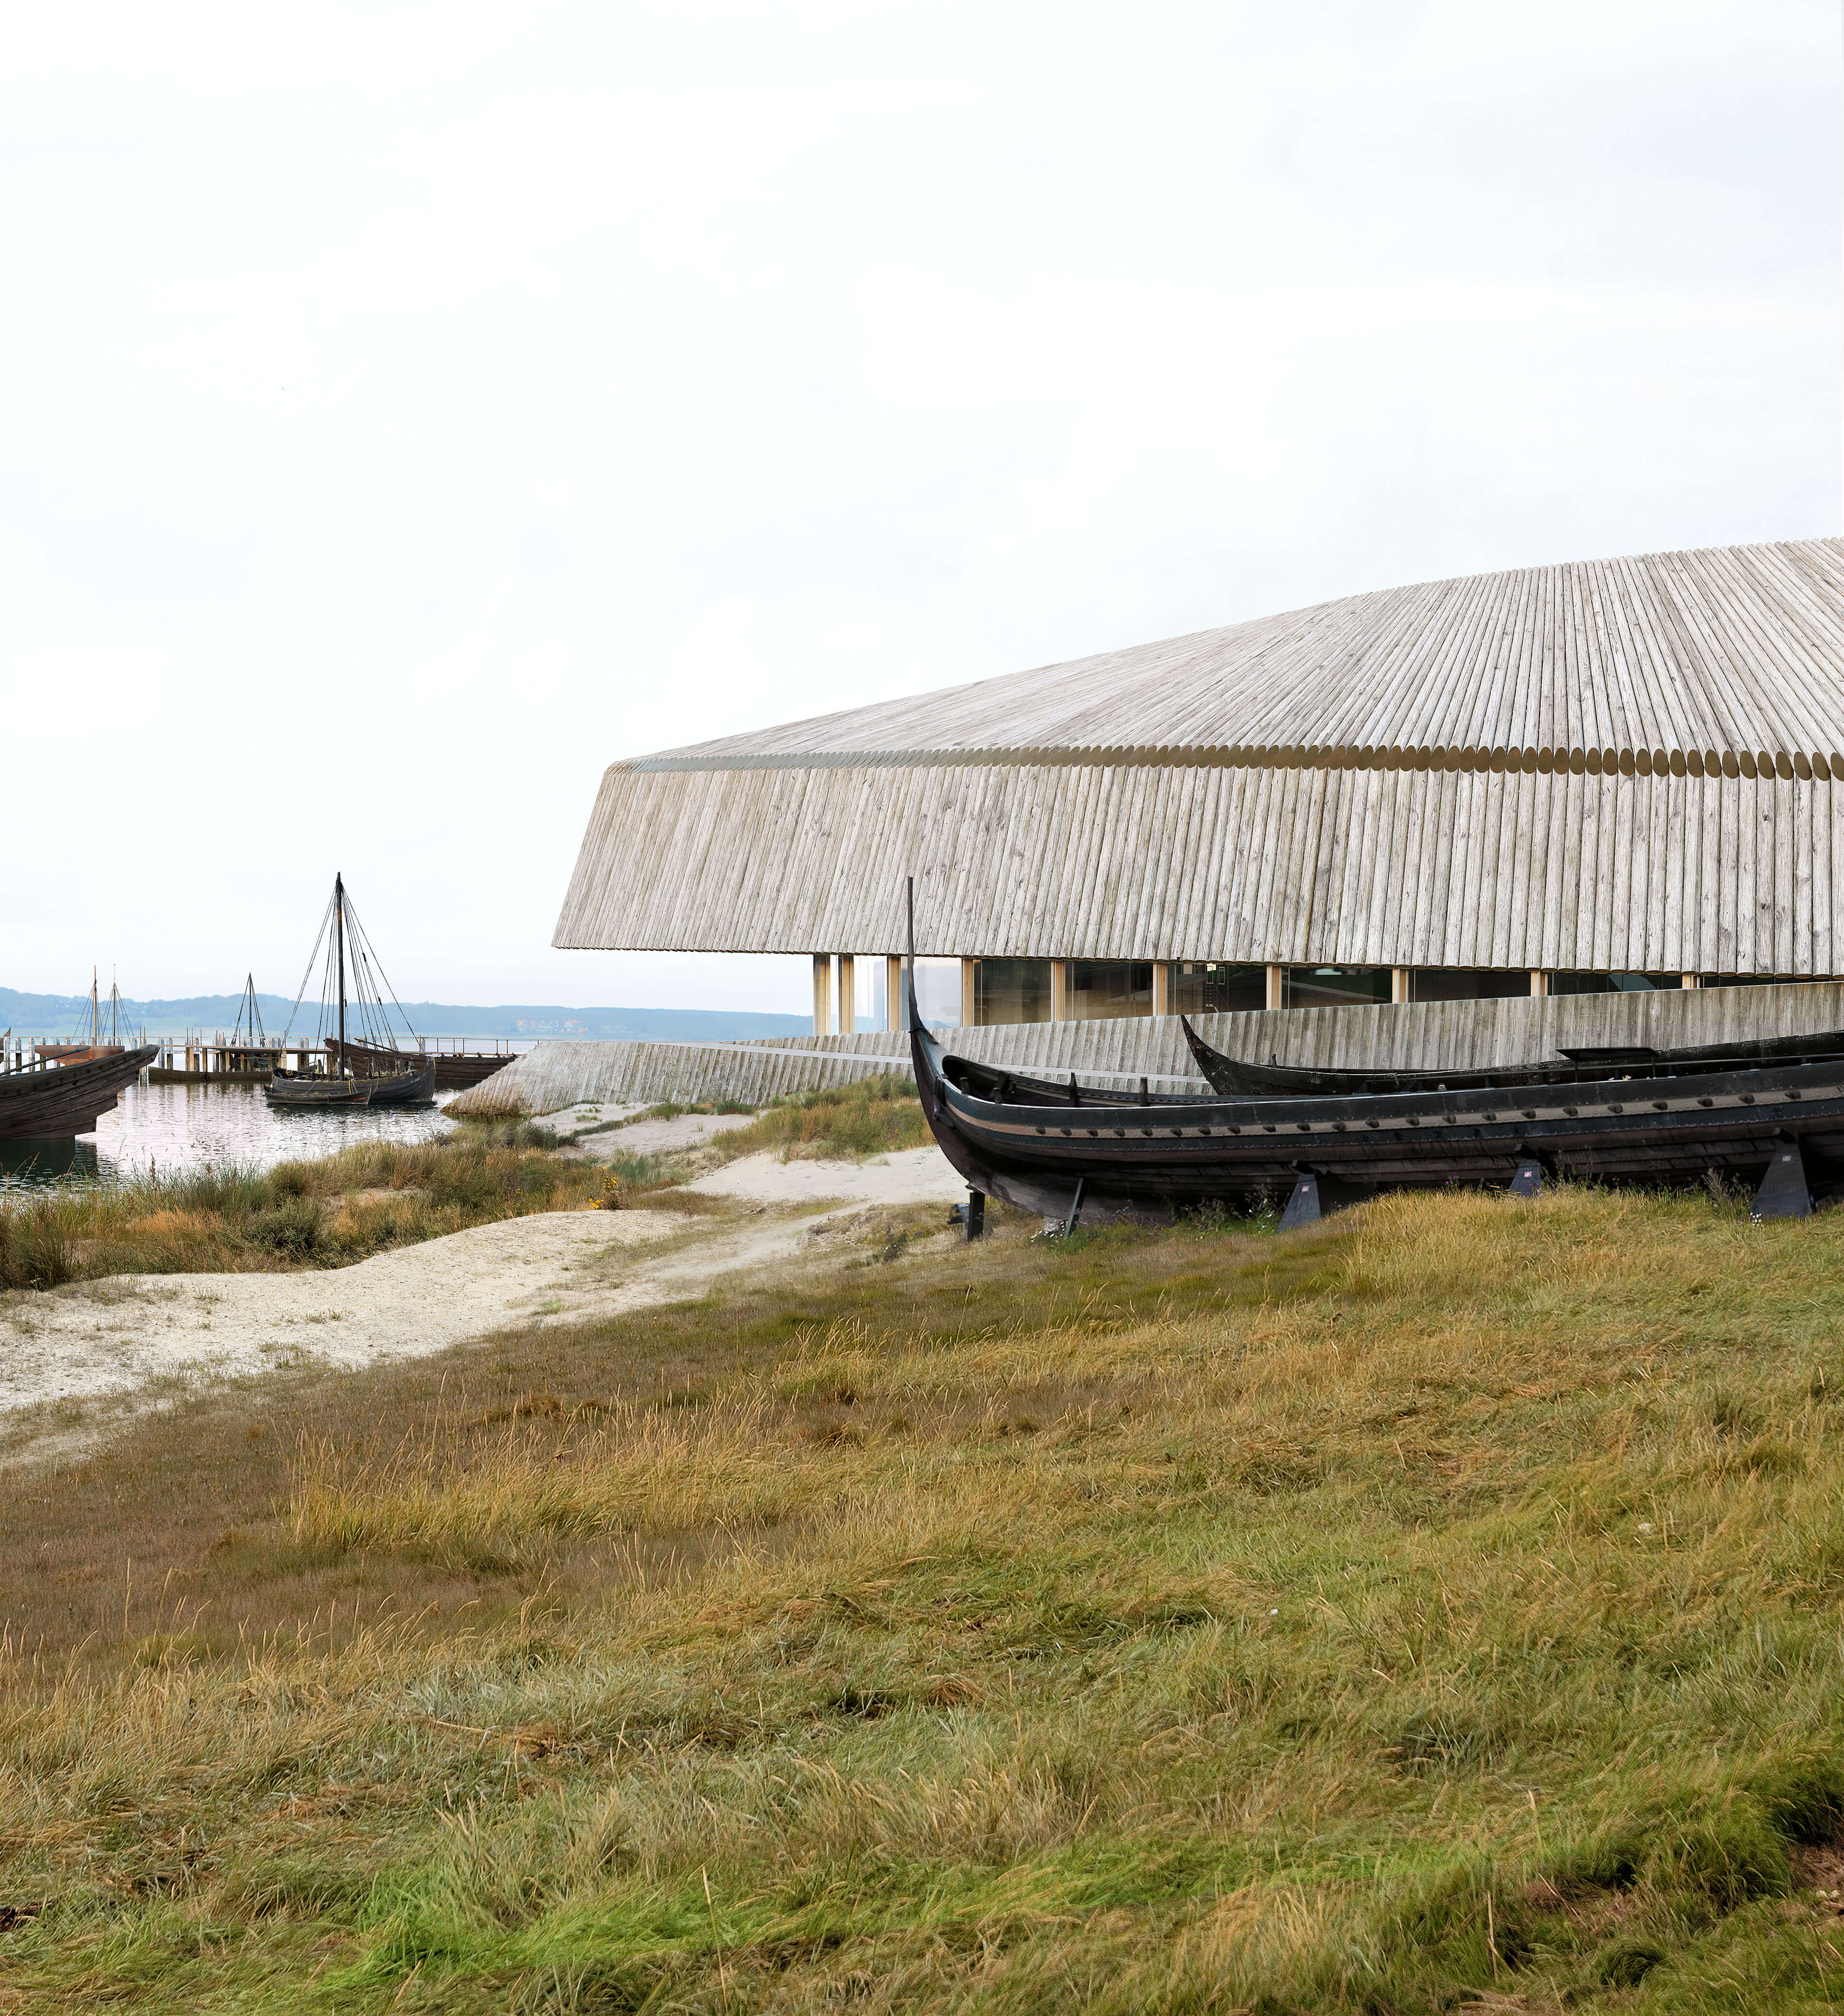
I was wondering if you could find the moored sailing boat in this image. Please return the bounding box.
[0,1043,157,1142]
[0,967,155,1142]
[264,874,435,1110]
[324,1032,518,1090]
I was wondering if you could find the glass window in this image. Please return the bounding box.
[1551,972,1680,995]
[1698,974,1811,988]
[911,957,962,1029]
[973,958,1053,1026]
[1171,962,1267,1015]
[1285,966,1391,1009]
[1411,969,1532,1003]
[1070,960,1154,1021]
[852,956,887,1033]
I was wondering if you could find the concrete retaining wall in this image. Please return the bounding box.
[447,981,1844,1117]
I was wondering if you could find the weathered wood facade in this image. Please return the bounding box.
[557,538,1844,980]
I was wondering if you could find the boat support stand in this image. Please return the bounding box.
[1753,1139,1812,1222]
[1278,1171,1377,1233]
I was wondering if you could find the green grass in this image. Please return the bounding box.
[0,1124,605,1287]
[6,1184,1844,2008]
[699,1072,927,1164]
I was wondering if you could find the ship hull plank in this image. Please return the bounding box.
[0,1048,157,1143]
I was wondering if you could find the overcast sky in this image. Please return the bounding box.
[2,0,1837,1013]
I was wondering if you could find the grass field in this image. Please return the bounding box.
[5,1183,1844,2009]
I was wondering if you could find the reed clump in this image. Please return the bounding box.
[9,1184,1844,2009]
[0,1125,604,1288]
[699,1072,926,1164]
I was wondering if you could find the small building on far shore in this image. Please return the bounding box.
[557,537,1844,1043]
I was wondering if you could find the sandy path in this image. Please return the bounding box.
[687,1145,966,1207]
[0,1147,969,1443]
[556,1110,757,1159]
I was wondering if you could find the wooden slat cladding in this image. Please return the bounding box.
[623,539,1844,782]
[555,757,1844,975]
[453,982,1844,1116]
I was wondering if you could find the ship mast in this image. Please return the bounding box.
[334,871,346,1075]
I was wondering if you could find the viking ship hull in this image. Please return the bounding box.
[911,1018,1844,1226]
[264,1058,434,1110]
[263,1074,375,1109]
[0,1047,157,1142]
[325,1036,511,1090]
[1178,1016,1844,1100]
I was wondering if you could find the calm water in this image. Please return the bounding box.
[0,1080,461,1193]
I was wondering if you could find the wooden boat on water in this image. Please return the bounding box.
[264,873,438,1112]
[899,888,1844,1230]
[325,1033,515,1090]
[264,1057,435,1109]
[1,970,154,1141]
[0,1045,157,1142]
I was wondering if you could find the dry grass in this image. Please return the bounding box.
[3,1185,1844,2008]
[0,1125,609,1288]
[696,1074,928,1165]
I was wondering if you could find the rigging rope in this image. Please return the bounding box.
[278,887,337,1046]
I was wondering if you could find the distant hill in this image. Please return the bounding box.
[0,987,811,1044]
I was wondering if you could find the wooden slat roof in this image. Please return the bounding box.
[557,538,1844,972]
[554,757,1842,972]
[625,538,1844,784]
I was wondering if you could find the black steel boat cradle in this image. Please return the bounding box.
[264,872,438,1112]
[900,894,1844,1234]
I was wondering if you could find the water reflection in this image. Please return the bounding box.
[0,1081,460,1193]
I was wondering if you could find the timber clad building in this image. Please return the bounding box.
[557,538,1844,1039]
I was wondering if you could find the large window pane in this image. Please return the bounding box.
[1551,972,1680,995]
[973,958,1053,1026]
[911,957,962,1028]
[852,956,888,1032]
[1171,962,1267,1014]
[1070,960,1154,1020]
[1285,965,1391,1009]
[1699,975,1811,988]
[1412,969,1531,1003]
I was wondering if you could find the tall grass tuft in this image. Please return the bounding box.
[703,1072,925,1164]
[0,1194,75,1289]
[0,1128,606,1289]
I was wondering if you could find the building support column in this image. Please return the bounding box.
[1390,967,1411,1005]
[1681,973,1701,989]
[838,955,855,1036]
[812,954,833,1038]
[1265,965,1285,1012]
[886,955,904,1031]
[1152,963,1172,1017]
[1051,961,1070,1022]
[960,958,977,1030]
[1530,971,1549,997]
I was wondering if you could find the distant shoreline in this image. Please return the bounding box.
[0,988,810,1045]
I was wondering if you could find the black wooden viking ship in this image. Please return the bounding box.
[0,1045,157,1143]
[324,1033,514,1091]
[901,889,1844,1231]
[265,873,436,1111]
[1175,1017,1844,1100]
